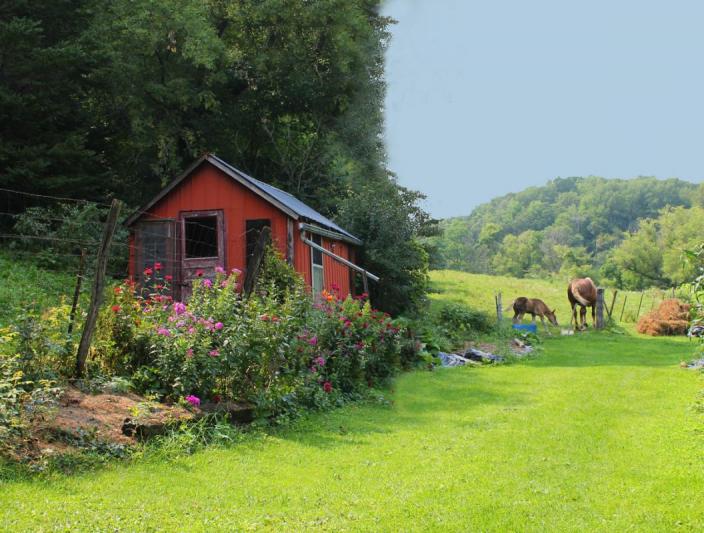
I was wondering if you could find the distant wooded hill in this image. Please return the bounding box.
[423,176,704,289]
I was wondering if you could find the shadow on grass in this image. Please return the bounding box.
[276,370,523,450]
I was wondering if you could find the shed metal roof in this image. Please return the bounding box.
[125,154,362,245]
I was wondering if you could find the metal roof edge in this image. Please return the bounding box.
[299,222,362,246]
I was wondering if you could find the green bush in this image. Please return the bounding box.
[436,302,493,342]
[0,354,61,458]
[100,251,409,418]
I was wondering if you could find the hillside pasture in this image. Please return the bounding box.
[429,270,682,326]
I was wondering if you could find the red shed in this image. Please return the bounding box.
[125,154,377,300]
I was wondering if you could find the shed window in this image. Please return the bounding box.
[185,216,218,258]
[311,234,324,295]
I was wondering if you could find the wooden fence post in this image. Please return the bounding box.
[76,199,121,378]
[619,294,628,322]
[495,292,503,324]
[595,288,605,329]
[67,248,86,335]
[635,291,644,319]
[243,226,272,296]
[607,290,618,320]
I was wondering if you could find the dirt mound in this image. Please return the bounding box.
[33,387,193,455]
[636,299,690,336]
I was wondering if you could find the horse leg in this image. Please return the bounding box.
[513,311,519,324]
[570,303,577,330]
[530,313,536,324]
[540,315,551,335]
[580,306,587,330]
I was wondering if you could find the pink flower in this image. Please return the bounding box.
[154,262,162,271]
[308,336,318,346]
[214,322,224,330]
[314,356,326,366]
[185,395,200,407]
[188,327,195,334]
[215,266,225,274]
[173,302,187,315]
[186,348,194,357]
[231,268,242,275]
[209,349,220,357]
[143,267,153,276]
[202,279,212,288]
[156,327,171,337]
[195,269,204,277]
[323,381,333,393]
[165,274,173,282]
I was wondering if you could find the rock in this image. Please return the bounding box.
[200,401,255,424]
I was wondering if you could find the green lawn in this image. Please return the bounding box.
[2,332,702,531]
[429,270,680,324]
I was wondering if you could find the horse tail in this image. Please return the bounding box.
[570,281,591,306]
[503,300,515,312]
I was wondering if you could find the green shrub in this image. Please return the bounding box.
[436,302,493,342]
[0,354,61,458]
[100,251,410,419]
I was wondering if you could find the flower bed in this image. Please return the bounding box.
[99,253,411,419]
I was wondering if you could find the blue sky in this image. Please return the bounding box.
[382,0,704,218]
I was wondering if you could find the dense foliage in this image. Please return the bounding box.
[426,176,700,288]
[96,256,410,417]
[0,0,429,315]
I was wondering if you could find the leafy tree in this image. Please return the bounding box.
[338,182,430,316]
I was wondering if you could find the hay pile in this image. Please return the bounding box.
[636,299,691,336]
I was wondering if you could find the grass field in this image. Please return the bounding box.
[2,331,702,531]
[429,270,681,325]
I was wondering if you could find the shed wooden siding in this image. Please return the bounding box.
[292,233,353,297]
[138,164,289,271]
[129,162,355,298]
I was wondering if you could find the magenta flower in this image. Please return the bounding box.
[323,381,333,393]
[173,302,187,315]
[214,322,224,330]
[185,395,200,407]
[308,336,318,346]
[231,268,242,275]
[215,266,225,274]
[186,348,194,357]
[202,278,213,288]
[209,349,220,357]
[156,327,171,337]
[314,356,326,366]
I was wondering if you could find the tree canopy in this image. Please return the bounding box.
[425,176,698,288]
[0,0,430,315]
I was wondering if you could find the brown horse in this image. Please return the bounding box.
[505,297,558,334]
[567,277,597,330]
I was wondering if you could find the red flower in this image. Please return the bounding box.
[113,286,122,295]
[154,262,162,271]
[143,267,153,276]
[323,381,333,393]
[111,305,121,313]
[164,274,173,282]
[195,269,204,277]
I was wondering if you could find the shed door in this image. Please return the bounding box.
[179,210,225,299]
[135,220,177,298]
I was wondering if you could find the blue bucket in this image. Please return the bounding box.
[512,324,537,334]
